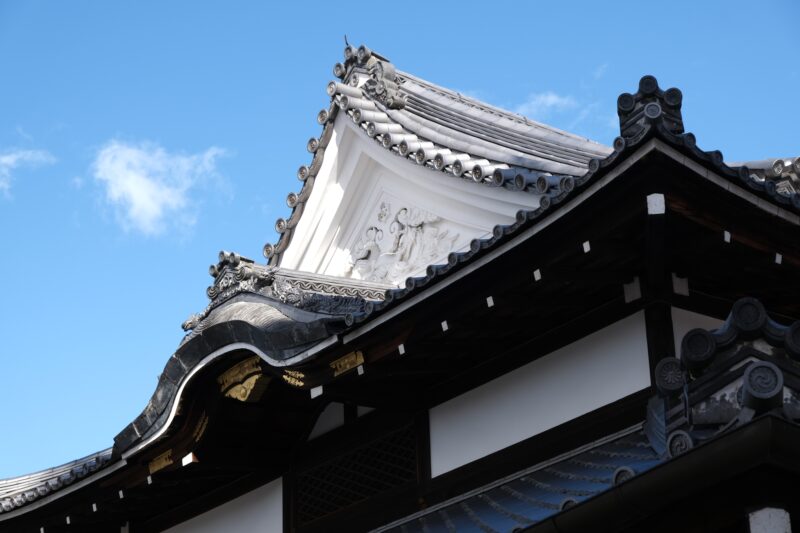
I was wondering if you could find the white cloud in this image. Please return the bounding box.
[0,149,55,195]
[92,140,225,236]
[15,126,33,142]
[593,63,609,80]
[514,91,578,120]
[568,102,601,130]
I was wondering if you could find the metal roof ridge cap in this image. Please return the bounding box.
[341,140,658,344]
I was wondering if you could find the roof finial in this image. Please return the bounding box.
[344,34,350,47]
[617,75,684,141]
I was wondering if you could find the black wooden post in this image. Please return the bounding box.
[643,194,676,385]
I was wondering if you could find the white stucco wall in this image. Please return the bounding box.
[164,477,282,533]
[671,307,724,356]
[428,312,650,477]
[279,115,547,283]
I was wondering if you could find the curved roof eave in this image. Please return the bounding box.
[112,290,350,456]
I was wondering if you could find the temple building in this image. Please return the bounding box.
[2,44,800,533]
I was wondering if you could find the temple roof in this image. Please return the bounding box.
[364,66,612,177]
[265,44,612,266]
[729,156,800,196]
[330,73,800,329]
[264,43,799,272]
[3,44,800,527]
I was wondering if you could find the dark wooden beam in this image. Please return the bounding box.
[643,198,675,383]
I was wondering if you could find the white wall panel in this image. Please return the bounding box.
[429,312,650,477]
[165,477,282,533]
[280,115,546,282]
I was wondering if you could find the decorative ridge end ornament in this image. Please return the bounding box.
[617,75,684,140]
[182,251,389,333]
[182,252,278,332]
[339,43,406,110]
[647,297,800,459]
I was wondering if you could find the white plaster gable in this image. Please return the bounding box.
[278,114,549,286]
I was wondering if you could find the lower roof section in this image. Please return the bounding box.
[377,426,659,532]
[525,415,800,533]
[0,450,112,516]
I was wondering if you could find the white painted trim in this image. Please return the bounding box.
[647,193,665,214]
[623,277,641,303]
[671,273,689,296]
[748,507,792,533]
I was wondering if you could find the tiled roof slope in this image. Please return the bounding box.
[338,75,800,328]
[264,44,612,265]
[0,449,112,515]
[265,43,798,274]
[377,429,659,532]
[730,156,800,196]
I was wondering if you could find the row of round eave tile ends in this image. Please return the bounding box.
[0,452,110,514]
[324,78,577,197]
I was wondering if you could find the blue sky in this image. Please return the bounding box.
[0,0,797,477]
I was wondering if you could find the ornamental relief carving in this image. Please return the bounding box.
[348,201,458,285]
